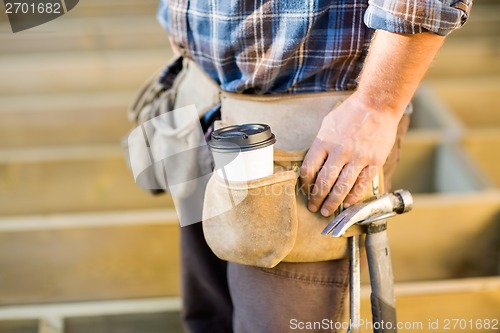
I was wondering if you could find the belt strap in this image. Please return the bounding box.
[220,90,352,150]
[178,59,411,151]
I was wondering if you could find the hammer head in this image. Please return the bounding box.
[322,189,413,237]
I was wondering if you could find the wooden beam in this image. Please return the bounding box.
[0,0,158,22]
[436,144,496,192]
[0,145,173,215]
[0,320,38,333]
[0,17,169,54]
[63,0,159,17]
[0,209,178,232]
[360,277,500,333]
[391,137,493,194]
[64,312,182,333]
[391,137,438,193]
[0,223,180,305]
[0,92,134,148]
[463,133,500,188]
[0,277,497,332]
[381,193,500,282]
[0,50,169,95]
[427,37,500,78]
[409,85,464,137]
[427,77,500,129]
[39,317,63,333]
[0,298,181,321]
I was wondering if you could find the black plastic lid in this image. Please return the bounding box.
[208,124,276,152]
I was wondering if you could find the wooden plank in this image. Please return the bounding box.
[0,145,173,215]
[427,77,500,129]
[0,50,170,95]
[409,85,463,135]
[39,317,63,333]
[0,223,180,305]
[463,133,500,188]
[427,37,500,78]
[436,144,495,192]
[391,138,492,195]
[379,193,500,282]
[0,209,178,232]
[0,16,169,54]
[391,137,438,193]
[0,320,38,333]
[0,92,134,148]
[474,0,500,4]
[65,312,182,333]
[0,277,498,332]
[0,298,181,320]
[61,0,159,17]
[359,277,500,333]
[2,38,496,95]
[0,0,158,22]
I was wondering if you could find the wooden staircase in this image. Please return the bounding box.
[1,1,183,330]
[0,0,499,331]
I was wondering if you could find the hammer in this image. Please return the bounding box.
[322,188,413,333]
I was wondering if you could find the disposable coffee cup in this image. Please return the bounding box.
[208,124,276,182]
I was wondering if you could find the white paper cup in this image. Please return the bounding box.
[209,124,276,182]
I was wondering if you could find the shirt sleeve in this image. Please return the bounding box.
[364,0,473,36]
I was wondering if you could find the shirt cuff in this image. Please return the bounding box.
[364,0,472,36]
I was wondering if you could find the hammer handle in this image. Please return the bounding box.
[366,226,397,333]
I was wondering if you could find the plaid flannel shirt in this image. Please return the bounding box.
[157,0,471,94]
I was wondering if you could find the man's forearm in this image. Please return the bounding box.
[302,30,446,216]
[356,30,446,117]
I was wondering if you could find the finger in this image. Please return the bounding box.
[343,165,379,207]
[300,138,328,196]
[320,163,364,216]
[307,155,345,213]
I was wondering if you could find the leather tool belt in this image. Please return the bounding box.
[126,56,410,268]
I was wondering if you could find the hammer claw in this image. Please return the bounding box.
[321,190,413,237]
[321,207,350,236]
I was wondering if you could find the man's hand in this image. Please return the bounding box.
[301,92,401,217]
[300,30,445,216]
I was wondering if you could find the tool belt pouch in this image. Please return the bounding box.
[122,56,186,195]
[123,56,216,199]
[202,149,378,268]
[203,163,299,268]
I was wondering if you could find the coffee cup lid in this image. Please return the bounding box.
[208,123,276,152]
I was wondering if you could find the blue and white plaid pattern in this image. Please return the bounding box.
[157,0,471,94]
[365,0,472,35]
